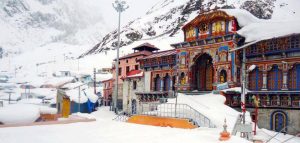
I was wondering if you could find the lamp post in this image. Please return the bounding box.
[112,0,129,113]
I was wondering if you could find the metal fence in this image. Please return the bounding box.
[134,103,216,128]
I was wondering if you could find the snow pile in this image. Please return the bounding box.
[72,112,96,120]
[168,93,251,130]
[65,89,88,104]
[18,98,43,105]
[0,104,40,124]
[39,106,57,114]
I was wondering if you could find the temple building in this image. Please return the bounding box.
[171,9,299,134]
[171,10,242,91]
[114,9,300,134]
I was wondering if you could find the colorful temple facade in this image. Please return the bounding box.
[171,10,241,91]
[112,10,300,134]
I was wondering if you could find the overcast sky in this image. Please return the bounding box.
[99,0,162,30]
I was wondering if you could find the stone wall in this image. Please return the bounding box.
[247,108,300,135]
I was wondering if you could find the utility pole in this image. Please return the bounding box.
[94,68,97,94]
[241,48,246,124]
[78,86,81,112]
[112,0,129,113]
[174,64,179,117]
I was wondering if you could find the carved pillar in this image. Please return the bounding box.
[169,78,173,91]
[262,70,268,90]
[160,78,164,91]
[277,95,280,106]
[282,72,288,90]
[282,63,288,90]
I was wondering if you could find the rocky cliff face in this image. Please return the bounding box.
[81,0,276,57]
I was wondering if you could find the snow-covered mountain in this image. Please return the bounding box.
[82,0,299,57]
[0,0,108,54]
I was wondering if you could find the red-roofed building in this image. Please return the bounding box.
[112,43,159,110]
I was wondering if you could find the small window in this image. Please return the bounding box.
[118,68,122,76]
[133,81,137,90]
[135,65,139,70]
[126,60,128,63]
[126,66,130,74]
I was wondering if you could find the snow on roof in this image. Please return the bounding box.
[0,104,40,124]
[132,43,160,51]
[65,89,88,104]
[62,82,85,89]
[118,50,152,60]
[221,87,241,93]
[96,73,113,82]
[220,9,261,27]
[44,77,74,88]
[29,88,57,99]
[65,87,98,104]
[237,20,300,43]
[83,89,99,103]
[141,49,176,59]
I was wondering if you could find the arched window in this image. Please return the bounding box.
[270,111,288,132]
[267,65,283,90]
[163,74,171,91]
[154,75,161,91]
[249,67,263,90]
[288,64,300,90]
[219,70,227,83]
[180,72,186,85]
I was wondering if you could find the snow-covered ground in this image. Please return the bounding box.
[0,107,250,143]
[1,93,299,143]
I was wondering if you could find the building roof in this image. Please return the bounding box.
[118,50,153,60]
[122,70,143,79]
[132,43,160,52]
[141,49,176,60]
[101,78,114,83]
[182,9,259,30]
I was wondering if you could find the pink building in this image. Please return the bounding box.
[112,43,159,109]
[102,78,114,106]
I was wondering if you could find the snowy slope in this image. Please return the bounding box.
[0,0,108,54]
[82,0,279,56]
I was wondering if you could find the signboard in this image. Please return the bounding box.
[217,82,229,90]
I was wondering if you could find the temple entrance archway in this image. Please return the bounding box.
[192,53,214,91]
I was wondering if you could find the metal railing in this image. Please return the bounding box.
[134,103,216,128]
[113,112,130,122]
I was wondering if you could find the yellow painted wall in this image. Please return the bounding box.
[127,115,197,129]
[62,98,70,118]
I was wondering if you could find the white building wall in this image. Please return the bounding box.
[144,71,151,92]
[122,80,129,112]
